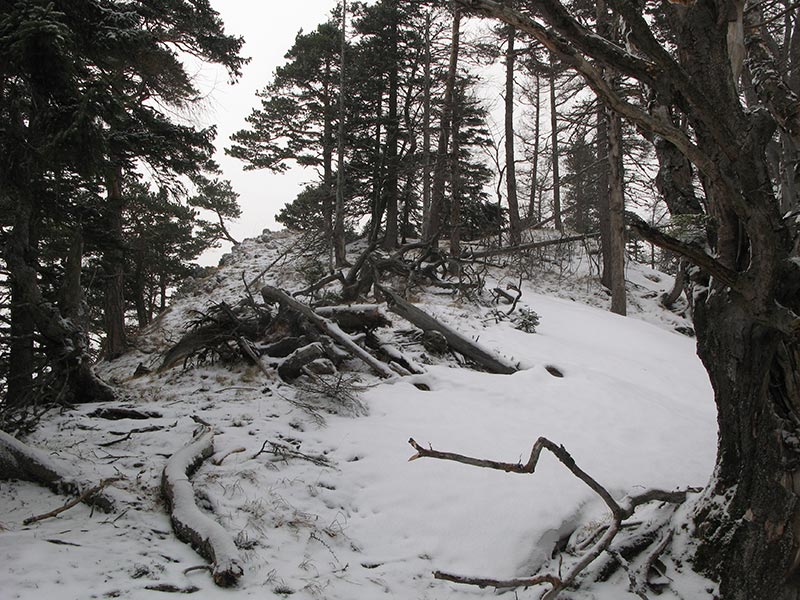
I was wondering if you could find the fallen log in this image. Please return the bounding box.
[315,304,392,332]
[379,286,517,375]
[90,407,162,420]
[277,342,327,380]
[0,429,117,513]
[261,286,395,379]
[162,426,244,587]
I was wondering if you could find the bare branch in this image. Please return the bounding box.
[408,436,622,517]
[433,570,562,589]
[23,478,122,525]
[625,212,739,289]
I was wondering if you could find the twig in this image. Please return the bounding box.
[99,425,163,447]
[212,447,246,466]
[507,274,523,315]
[252,439,333,468]
[23,477,122,525]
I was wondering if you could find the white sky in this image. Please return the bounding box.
[195,1,350,263]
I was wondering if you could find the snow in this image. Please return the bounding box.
[0,231,718,599]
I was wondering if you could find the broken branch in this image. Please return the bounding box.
[434,571,562,589]
[23,477,122,525]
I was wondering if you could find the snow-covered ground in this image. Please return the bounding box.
[1,231,717,599]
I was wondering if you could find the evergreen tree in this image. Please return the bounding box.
[0,0,244,407]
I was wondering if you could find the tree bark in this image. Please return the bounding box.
[334,0,348,266]
[607,104,627,316]
[422,10,433,234]
[428,2,461,246]
[505,8,521,246]
[450,82,463,256]
[382,0,400,251]
[103,166,127,360]
[7,200,38,408]
[380,285,517,375]
[453,1,800,596]
[528,72,542,223]
[548,53,562,231]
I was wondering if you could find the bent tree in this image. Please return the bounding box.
[455,0,800,598]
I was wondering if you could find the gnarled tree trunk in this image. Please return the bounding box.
[454,0,800,597]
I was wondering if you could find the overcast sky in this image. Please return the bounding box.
[195,1,351,263]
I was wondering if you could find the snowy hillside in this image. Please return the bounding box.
[1,231,718,599]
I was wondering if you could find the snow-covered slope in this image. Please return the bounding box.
[0,231,717,599]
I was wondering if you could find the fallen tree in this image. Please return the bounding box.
[162,426,244,587]
[380,286,517,375]
[0,429,118,513]
[261,285,396,379]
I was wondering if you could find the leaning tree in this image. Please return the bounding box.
[450,0,800,598]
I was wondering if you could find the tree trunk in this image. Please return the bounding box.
[369,86,384,244]
[607,105,627,316]
[334,0,348,266]
[505,9,521,246]
[421,10,433,235]
[6,200,38,408]
[528,73,541,223]
[428,1,460,246]
[6,188,115,405]
[692,294,800,600]
[549,53,562,231]
[103,166,127,360]
[450,82,463,256]
[382,0,400,251]
[322,62,335,263]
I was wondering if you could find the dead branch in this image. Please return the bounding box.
[90,407,162,420]
[252,438,333,468]
[434,571,562,589]
[236,336,274,381]
[625,212,738,288]
[492,287,517,304]
[162,426,244,587]
[465,233,599,260]
[277,342,327,380]
[381,286,517,375]
[23,477,122,525]
[99,425,163,447]
[261,285,395,379]
[293,271,346,298]
[160,301,272,371]
[211,447,246,466]
[408,436,689,599]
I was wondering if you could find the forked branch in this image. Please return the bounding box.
[408,436,689,598]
